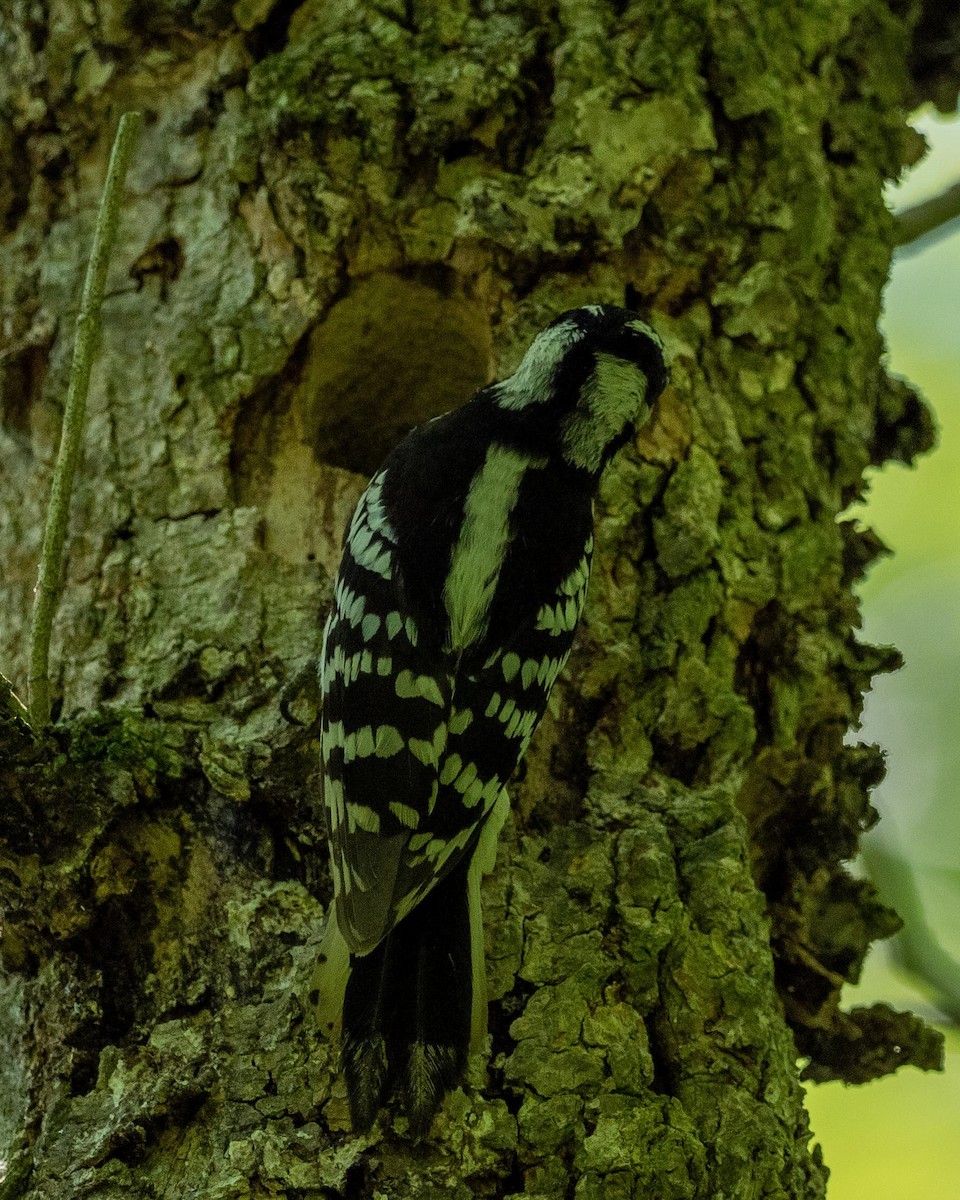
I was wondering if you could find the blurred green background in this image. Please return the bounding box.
[803,107,960,1197]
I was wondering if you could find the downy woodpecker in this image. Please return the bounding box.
[317,305,667,1134]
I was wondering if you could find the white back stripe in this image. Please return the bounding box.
[444,444,532,652]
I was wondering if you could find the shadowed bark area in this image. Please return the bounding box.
[0,1,947,1196]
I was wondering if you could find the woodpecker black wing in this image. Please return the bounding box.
[319,482,485,1136]
[321,464,517,958]
[322,441,596,950]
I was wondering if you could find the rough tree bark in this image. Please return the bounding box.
[0,2,950,1197]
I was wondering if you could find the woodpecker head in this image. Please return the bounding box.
[494,305,668,474]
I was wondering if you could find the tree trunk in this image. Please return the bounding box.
[0,2,948,1197]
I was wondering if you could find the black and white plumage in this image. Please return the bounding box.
[316,304,667,1135]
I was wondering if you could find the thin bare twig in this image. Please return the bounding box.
[895,178,960,250]
[28,111,143,728]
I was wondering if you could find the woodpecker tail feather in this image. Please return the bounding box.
[341,856,474,1136]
